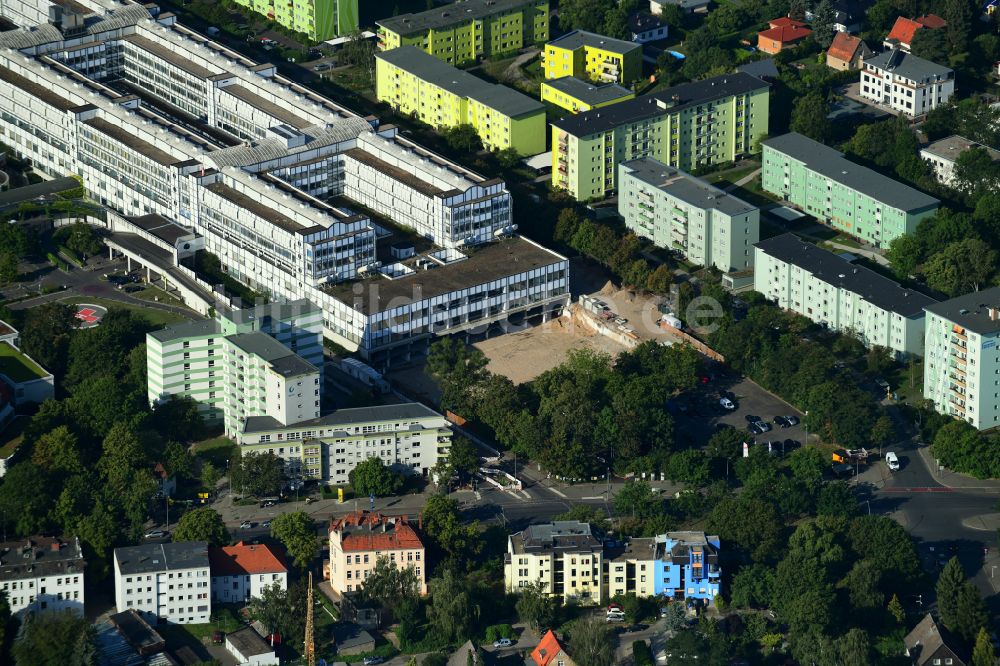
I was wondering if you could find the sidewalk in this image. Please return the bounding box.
[916,446,1000,491]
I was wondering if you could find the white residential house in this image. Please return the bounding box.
[209,541,288,604]
[0,536,85,616]
[860,49,954,118]
[113,542,211,624]
[920,134,1000,188]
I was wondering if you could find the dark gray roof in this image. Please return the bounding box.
[332,624,375,651]
[904,614,968,666]
[628,12,666,34]
[923,286,1000,335]
[509,521,603,554]
[114,542,209,575]
[378,0,541,35]
[376,46,543,118]
[227,332,317,377]
[242,402,443,434]
[547,29,641,55]
[762,133,940,212]
[864,49,952,83]
[0,176,82,209]
[148,318,220,343]
[0,537,85,582]
[552,72,768,136]
[736,58,779,80]
[755,233,937,318]
[543,76,634,106]
[226,627,273,657]
[621,157,757,216]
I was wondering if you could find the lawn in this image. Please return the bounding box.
[192,435,237,467]
[0,416,29,459]
[705,164,759,188]
[127,283,185,308]
[0,341,48,382]
[57,296,191,327]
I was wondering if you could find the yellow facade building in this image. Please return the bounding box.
[540,76,635,113]
[376,45,546,155]
[544,30,642,84]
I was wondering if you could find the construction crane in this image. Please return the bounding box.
[304,571,315,666]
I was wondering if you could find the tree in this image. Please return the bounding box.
[444,125,482,153]
[771,552,836,633]
[943,0,976,55]
[870,414,896,451]
[888,593,906,624]
[0,461,54,537]
[426,568,479,642]
[427,338,488,413]
[151,396,205,444]
[64,221,102,257]
[0,590,13,663]
[97,423,156,537]
[730,563,775,608]
[342,30,376,86]
[910,26,950,64]
[646,264,673,293]
[0,252,17,285]
[840,559,884,609]
[12,609,96,666]
[30,426,84,476]
[361,555,420,617]
[173,508,229,546]
[246,582,305,639]
[349,456,403,497]
[269,511,317,570]
[201,461,220,489]
[515,581,560,631]
[836,628,871,666]
[789,0,807,20]
[230,452,284,498]
[614,480,660,519]
[811,0,836,48]
[790,92,831,143]
[567,616,615,666]
[661,602,687,631]
[973,627,997,666]
[19,302,76,374]
[557,0,617,32]
[447,436,480,481]
[954,582,988,641]
[421,494,483,561]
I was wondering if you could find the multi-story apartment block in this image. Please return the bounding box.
[0,5,570,368]
[923,288,1000,430]
[920,135,1000,188]
[504,521,605,605]
[754,233,935,358]
[328,512,427,595]
[146,301,322,437]
[230,0,357,41]
[618,157,758,272]
[377,0,549,64]
[114,542,211,625]
[540,76,635,114]
[543,30,642,85]
[860,49,954,118]
[607,532,721,605]
[237,403,451,484]
[375,45,546,155]
[0,536,85,616]
[552,73,769,201]
[209,541,288,604]
[761,133,939,247]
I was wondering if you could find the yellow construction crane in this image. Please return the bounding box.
[304,571,315,666]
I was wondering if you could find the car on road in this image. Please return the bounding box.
[143,530,168,539]
[885,451,900,471]
[774,415,800,428]
[719,397,736,411]
[362,657,384,665]
[313,63,332,71]
[239,521,254,529]
[262,520,272,528]
[305,497,317,504]
[627,624,649,633]
[493,638,513,648]
[260,500,276,508]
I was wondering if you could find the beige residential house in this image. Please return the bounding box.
[327,512,427,595]
[504,521,604,605]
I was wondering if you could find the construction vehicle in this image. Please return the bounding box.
[832,448,869,465]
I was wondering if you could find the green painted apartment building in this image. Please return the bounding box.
[618,158,758,272]
[552,72,770,201]
[377,0,549,64]
[232,0,358,42]
[761,133,939,247]
[146,301,324,437]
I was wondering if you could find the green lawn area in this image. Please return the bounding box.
[192,435,236,467]
[160,606,243,653]
[479,55,518,81]
[126,283,185,308]
[705,164,759,188]
[0,341,48,382]
[57,296,191,327]
[0,416,29,458]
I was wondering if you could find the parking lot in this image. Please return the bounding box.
[672,374,811,452]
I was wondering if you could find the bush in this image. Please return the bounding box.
[58,246,82,267]
[46,252,67,271]
[633,640,654,666]
[485,623,514,642]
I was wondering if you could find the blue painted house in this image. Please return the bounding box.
[652,531,721,604]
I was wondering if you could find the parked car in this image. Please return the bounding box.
[262,520,272,528]
[774,415,800,428]
[305,497,317,504]
[363,658,384,666]
[753,420,772,433]
[239,521,254,529]
[885,451,900,471]
[744,414,761,423]
[143,530,168,540]
[260,500,276,508]
[748,422,764,435]
[627,624,649,633]
[313,63,332,71]
[719,397,736,411]
[605,614,625,623]
[493,638,513,648]
[211,630,224,644]
[614,317,628,325]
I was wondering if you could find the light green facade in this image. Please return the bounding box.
[552,74,769,201]
[618,158,758,272]
[232,0,357,41]
[377,0,549,65]
[760,133,939,248]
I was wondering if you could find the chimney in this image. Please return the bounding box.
[990,307,999,321]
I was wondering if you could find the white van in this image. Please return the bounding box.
[885,451,900,471]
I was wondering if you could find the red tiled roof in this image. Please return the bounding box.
[759,24,812,43]
[329,511,425,552]
[917,13,947,28]
[769,16,806,28]
[152,462,169,480]
[827,32,863,61]
[887,17,923,45]
[208,541,287,576]
[531,630,566,666]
